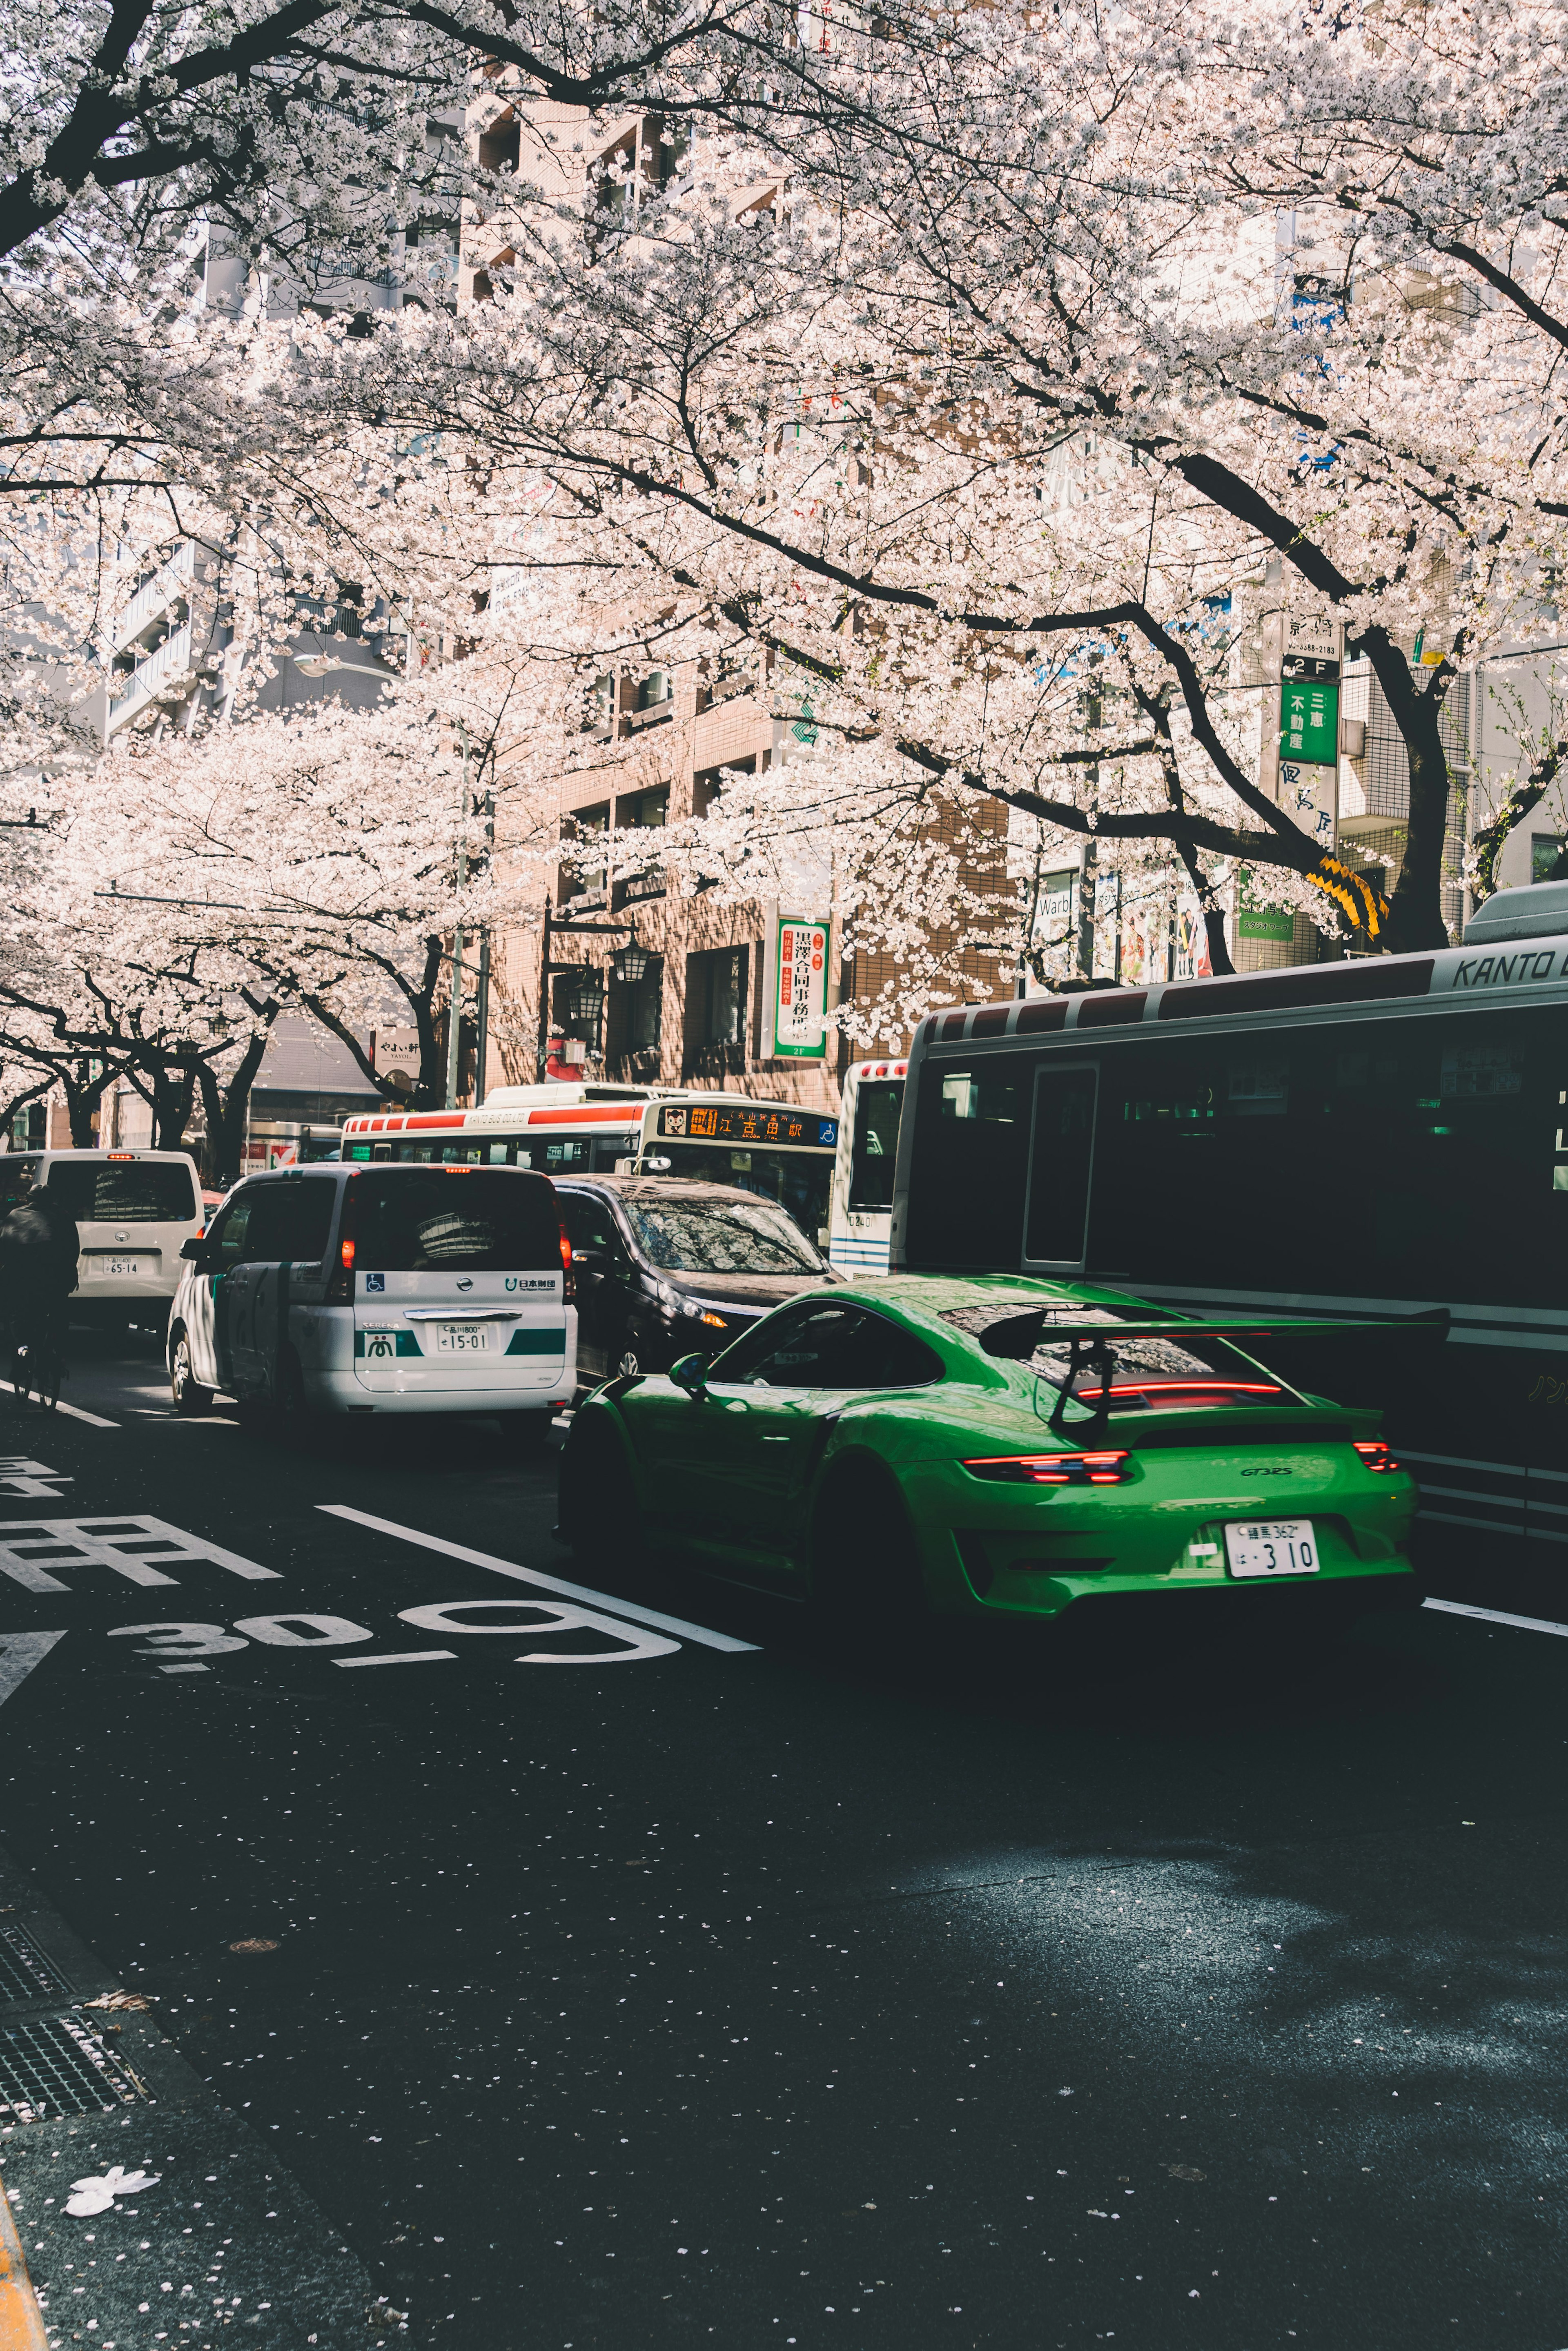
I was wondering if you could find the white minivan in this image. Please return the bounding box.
[165,1160,576,1436]
[0,1149,204,1328]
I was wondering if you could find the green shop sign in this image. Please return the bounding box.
[1279,678,1339,767]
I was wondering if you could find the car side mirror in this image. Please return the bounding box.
[669,1353,710,1397]
[572,1246,599,1268]
[180,1236,210,1264]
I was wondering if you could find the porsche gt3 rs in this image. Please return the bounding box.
[557,1274,1422,1631]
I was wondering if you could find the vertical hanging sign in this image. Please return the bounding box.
[1261,608,1341,851]
[773,917,830,1059]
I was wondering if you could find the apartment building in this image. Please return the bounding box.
[479,660,1013,1109]
[464,91,1013,1103]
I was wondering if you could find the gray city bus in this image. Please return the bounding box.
[889,880,1568,1612]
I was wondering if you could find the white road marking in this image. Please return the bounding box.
[335,1649,458,1669]
[0,1458,70,1498]
[0,1516,281,1593]
[397,1597,681,1665]
[0,1382,118,1428]
[318,1504,760,1653]
[0,1629,65,1707]
[1423,1596,1568,1640]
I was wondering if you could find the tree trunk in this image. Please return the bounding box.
[147,1061,196,1152]
[1360,632,1455,951]
[1467,742,1566,903]
[412,937,447,1107]
[60,1060,119,1148]
[194,1025,273,1186]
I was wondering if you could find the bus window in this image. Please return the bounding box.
[905,1055,1031,1268]
[1025,1067,1098,1267]
[1080,1007,1559,1306]
[848,1081,902,1212]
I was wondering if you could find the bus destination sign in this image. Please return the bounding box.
[659,1105,838,1150]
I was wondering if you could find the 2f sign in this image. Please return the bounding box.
[774,917,830,1060]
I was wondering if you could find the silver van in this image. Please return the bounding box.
[0,1149,203,1328]
[166,1161,576,1437]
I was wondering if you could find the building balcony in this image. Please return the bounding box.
[102,542,195,657]
[105,620,195,734]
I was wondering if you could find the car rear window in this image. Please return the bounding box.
[1034,1331,1300,1411]
[46,1160,198,1225]
[352,1169,560,1272]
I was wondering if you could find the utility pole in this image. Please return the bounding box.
[445,731,469,1112]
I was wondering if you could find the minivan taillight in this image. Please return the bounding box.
[327,1184,357,1304]
[559,1221,575,1303]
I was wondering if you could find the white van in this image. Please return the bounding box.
[166,1161,576,1437]
[0,1149,204,1328]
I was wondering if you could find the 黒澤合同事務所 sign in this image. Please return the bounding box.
[774,918,830,1060]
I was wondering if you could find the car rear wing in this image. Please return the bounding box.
[958,1306,1450,1437]
[975,1306,1450,1361]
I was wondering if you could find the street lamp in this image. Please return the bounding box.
[613,940,651,984]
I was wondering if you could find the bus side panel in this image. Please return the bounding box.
[1079,1005,1568,1616]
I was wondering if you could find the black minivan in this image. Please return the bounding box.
[555,1176,837,1388]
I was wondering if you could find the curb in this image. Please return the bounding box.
[0,2172,46,2351]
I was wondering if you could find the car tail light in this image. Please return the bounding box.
[963,1451,1132,1486]
[559,1221,575,1302]
[1353,1439,1402,1473]
[327,1186,357,1303]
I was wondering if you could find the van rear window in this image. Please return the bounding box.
[46,1161,198,1225]
[352,1169,560,1272]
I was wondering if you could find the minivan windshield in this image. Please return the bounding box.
[623,1196,826,1277]
[46,1160,198,1225]
[353,1169,560,1272]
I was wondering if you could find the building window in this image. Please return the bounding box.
[617,786,668,902]
[688,946,749,1047]
[1532,833,1566,883]
[563,805,609,900]
[553,965,604,1060]
[478,110,521,175]
[589,673,617,736]
[610,953,664,1068]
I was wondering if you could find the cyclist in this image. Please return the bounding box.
[0,1168,78,1403]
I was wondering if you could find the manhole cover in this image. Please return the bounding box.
[0,2015,149,2123]
[228,1938,279,1954]
[0,1923,69,2006]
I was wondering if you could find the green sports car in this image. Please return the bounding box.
[557,1274,1422,1630]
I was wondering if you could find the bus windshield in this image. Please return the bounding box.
[623,1196,828,1277]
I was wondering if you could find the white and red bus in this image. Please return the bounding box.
[825,1057,907,1276]
[340,1084,841,1240]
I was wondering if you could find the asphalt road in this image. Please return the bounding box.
[0,1329,1563,2351]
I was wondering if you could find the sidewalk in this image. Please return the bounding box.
[0,1845,388,2349]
